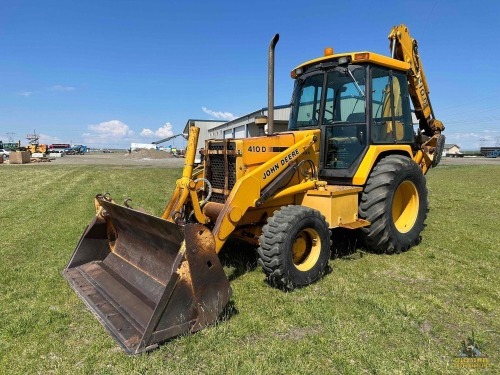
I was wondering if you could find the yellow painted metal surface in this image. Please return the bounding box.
[300,185,362,228]
[392,180,419,233]
[162,126,208,223]
[292,228,321,271]
[237,131,320,176]
[388,24,444,142]
[388,25,433,121]
[210,131,320,253]
[292,51,410,75]
[352,145,413,185]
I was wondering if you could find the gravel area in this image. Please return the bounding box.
[44,152,186,167]
[55,153,499,167]
[2,152,499,167]
[438,156,500,166]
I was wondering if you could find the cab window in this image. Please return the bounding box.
[323,66,366,124]
[289,74,323,129]
[372,67,413,143]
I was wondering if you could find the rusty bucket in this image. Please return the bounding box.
[63,197,231,354]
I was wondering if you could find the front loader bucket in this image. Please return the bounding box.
[63,198,231,354]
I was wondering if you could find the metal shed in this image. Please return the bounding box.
[208,105,291,139]
[183,119,226,159]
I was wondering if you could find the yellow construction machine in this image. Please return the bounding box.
[64,25,445,354]
[26,143,48,154]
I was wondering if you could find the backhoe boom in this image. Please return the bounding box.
[388,24,445,137]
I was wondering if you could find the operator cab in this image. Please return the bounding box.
[288,52,414,184]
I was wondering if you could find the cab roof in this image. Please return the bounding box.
[291,51,410,77]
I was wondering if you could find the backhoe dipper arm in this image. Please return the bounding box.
[388,24,444,136]
[211,134,318,253]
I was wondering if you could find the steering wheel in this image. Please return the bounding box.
[318,108,334,124]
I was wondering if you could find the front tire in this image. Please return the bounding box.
[257,206,331,290]
[358,154,428,254]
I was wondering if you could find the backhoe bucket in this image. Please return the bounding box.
[63,197,231,354]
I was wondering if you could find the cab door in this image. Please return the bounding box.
[319,65,368,181]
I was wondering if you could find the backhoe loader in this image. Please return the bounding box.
[64,25,445,354]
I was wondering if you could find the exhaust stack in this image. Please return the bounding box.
[267,34,279,135]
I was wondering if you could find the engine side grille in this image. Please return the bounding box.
[211,192,226,204]
[208,143,236,151]
[206,142,237,204]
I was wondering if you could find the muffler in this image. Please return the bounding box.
[64,195,231,354]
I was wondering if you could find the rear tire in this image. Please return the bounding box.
[257,206,331,290]
[358,154,428,254]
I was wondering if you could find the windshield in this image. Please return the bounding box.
[289,65,366,129]
[289,74,323,128]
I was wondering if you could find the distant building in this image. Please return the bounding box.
[480,146,500,157]
[207,105,290,139]
[182,119,226,150]
[183,106,291,163]
[443,144,461,156]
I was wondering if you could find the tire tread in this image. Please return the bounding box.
[257,205,331,289]
[358,155,428,254]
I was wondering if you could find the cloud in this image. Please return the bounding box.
[88,120,134,137]
[452,132,480,140]
[17,85,75,97]
[448,130,499,141]
[202,107,236,121]
[84,120,135,148]
[444,129,500,150]
[49,85,76,92]
[155,123,174,138]
[83,120,177,148]
[140,122,174,139]
[140,128,154,137]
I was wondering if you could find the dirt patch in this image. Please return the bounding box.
[276,326,322,341]
[420,320,432,334]
[125,149,177,159]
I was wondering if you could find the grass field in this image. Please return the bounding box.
[0,163,498,374]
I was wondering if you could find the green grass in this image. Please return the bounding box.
[0,163,498,374]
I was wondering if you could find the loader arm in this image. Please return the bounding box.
[162,126,210,224]
[211,133,318,253]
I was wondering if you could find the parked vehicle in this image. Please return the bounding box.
[486,150,500,158]
[0,148,10,158]
[48,150,65,157]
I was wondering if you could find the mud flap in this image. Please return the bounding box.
[63,198,231,354]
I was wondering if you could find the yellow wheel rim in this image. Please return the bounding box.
[392,180,419,233]
[292,228,321,271]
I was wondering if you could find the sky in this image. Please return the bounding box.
[1,0,499,150]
